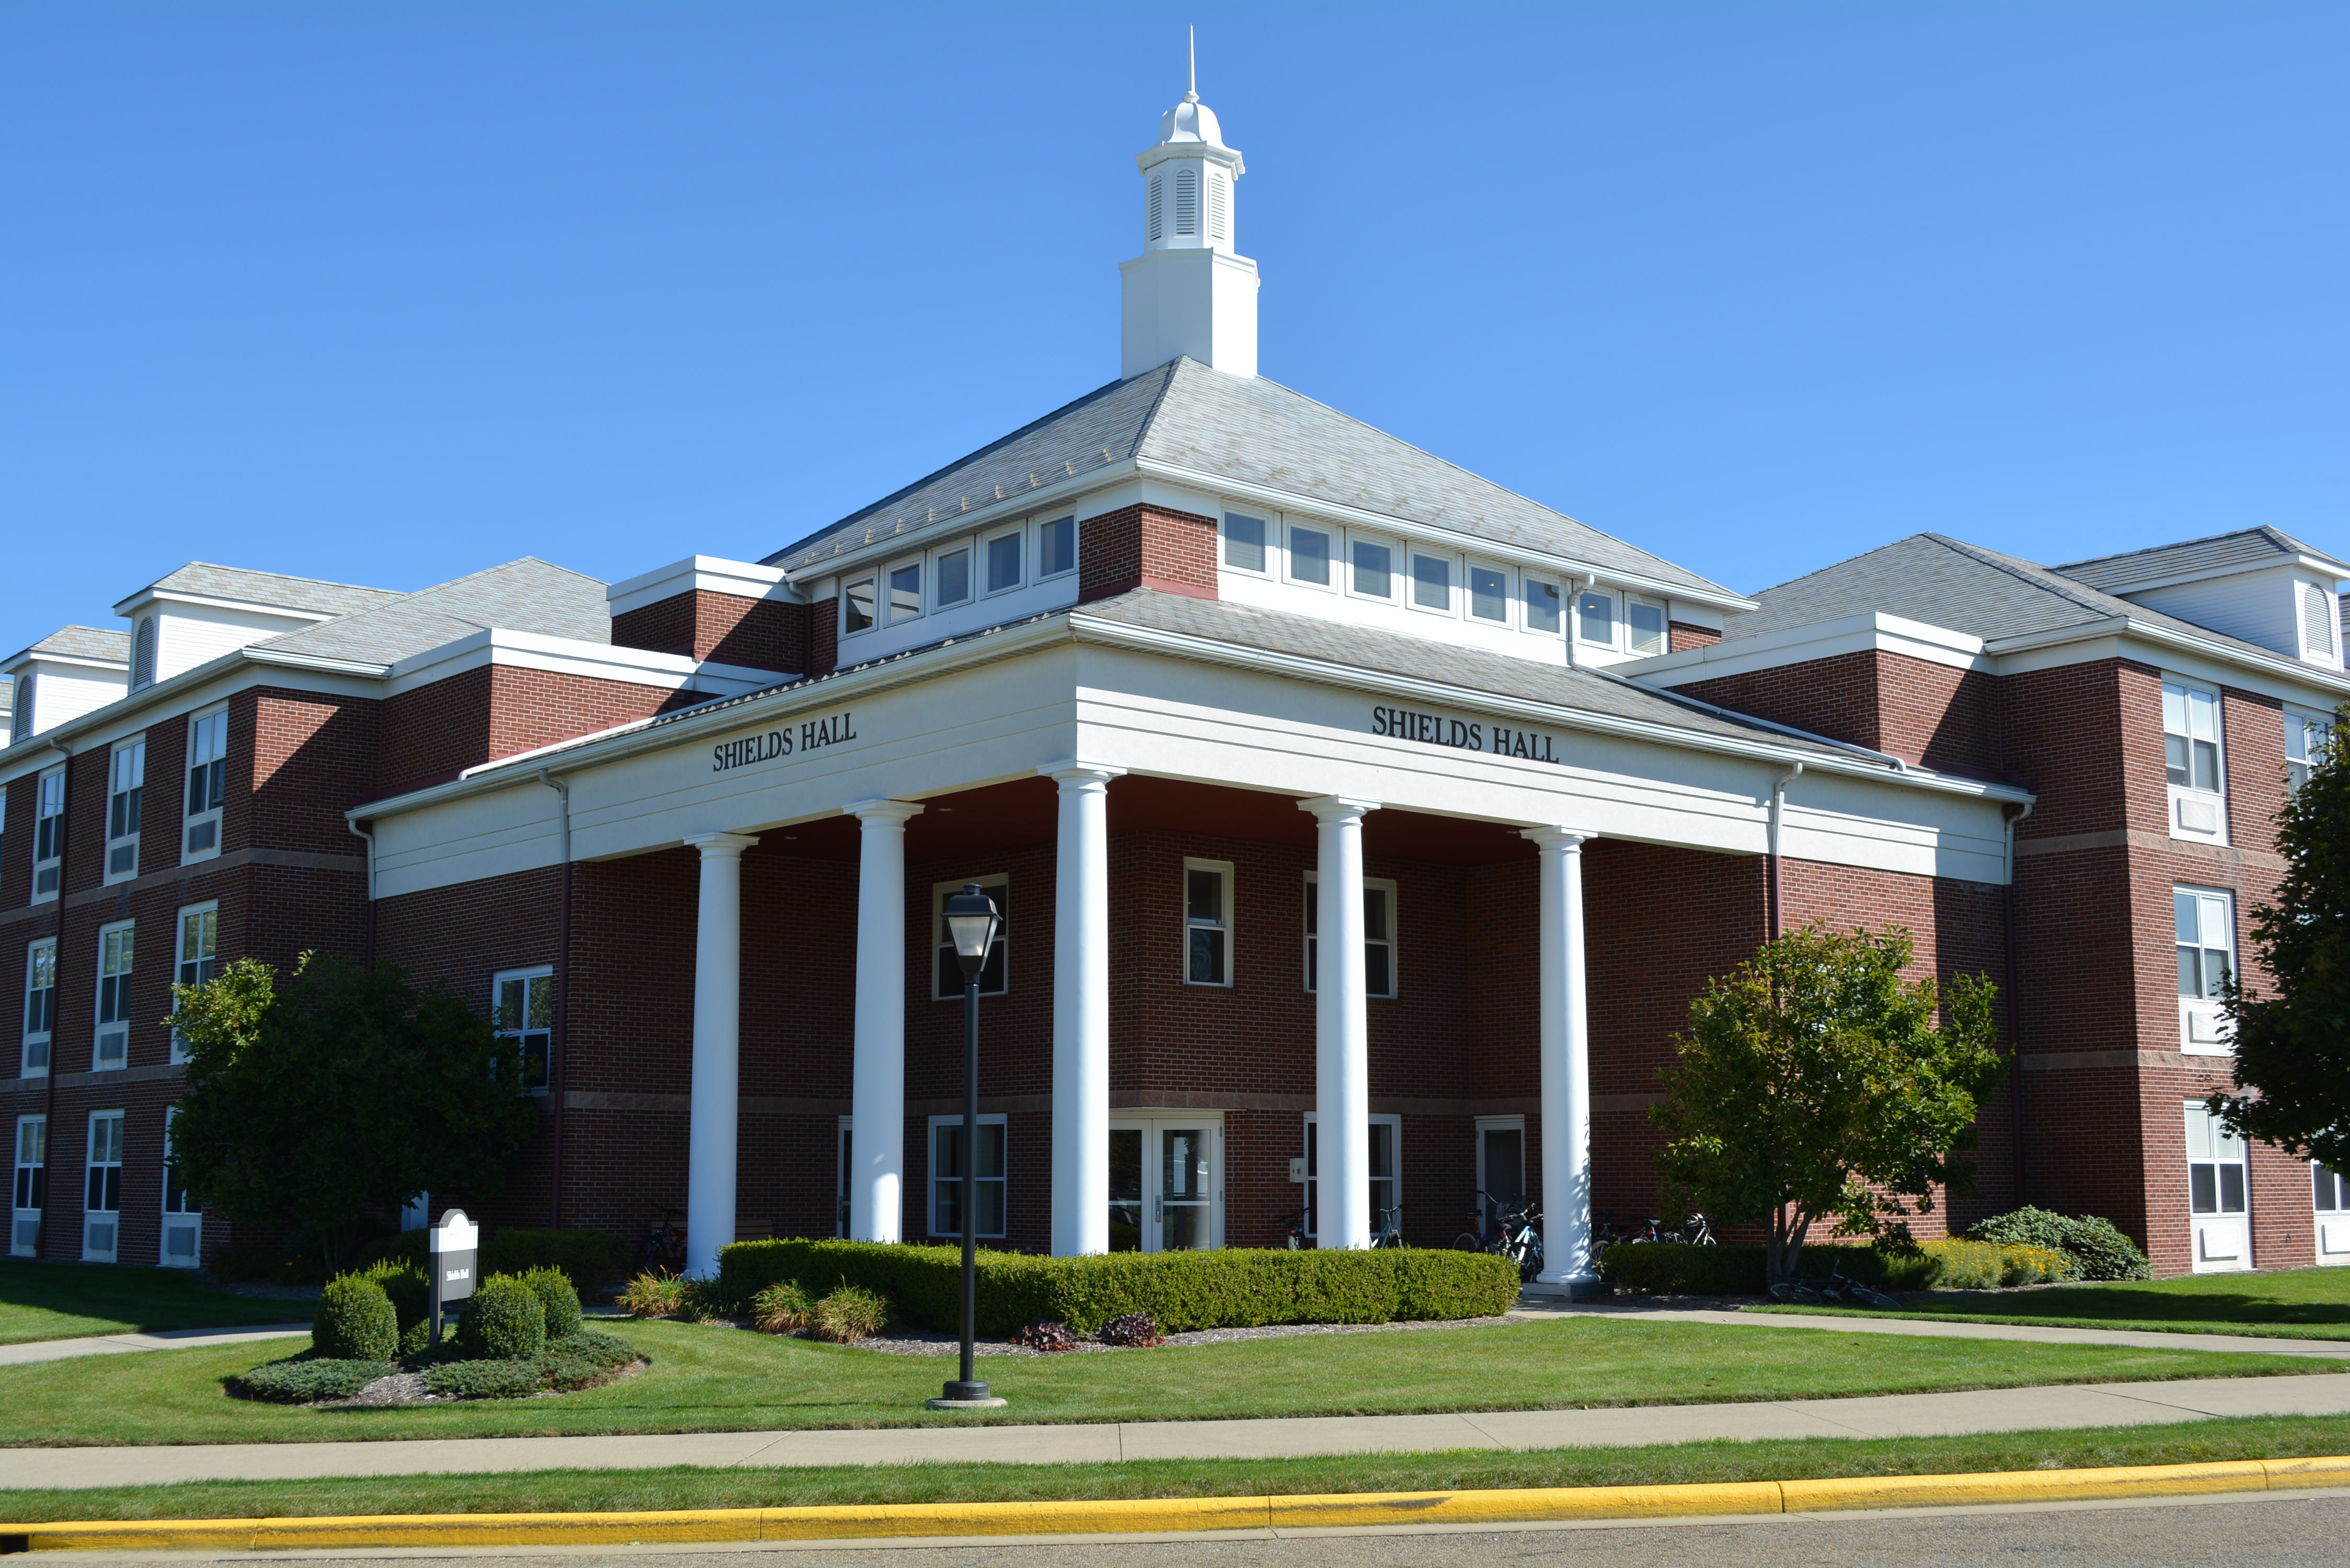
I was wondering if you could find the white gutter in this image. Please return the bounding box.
[1986,615,2350,697]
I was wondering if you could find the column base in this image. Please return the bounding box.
[1524,1275,1614,1301]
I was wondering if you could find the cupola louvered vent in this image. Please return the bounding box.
[1175,168,1197,235]
[1208,171,1227,242]
[2302,580,2339,661]
[1147,175,1163,242]
[131,617,156,689]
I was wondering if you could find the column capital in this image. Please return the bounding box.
[1039,759,1126,789]
[1297,794,1380,823]
[1520,825,1597,851]
[844,799,925,827]
[684,831,759,857]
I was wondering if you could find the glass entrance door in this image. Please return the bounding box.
[1160,1127,1213,1250]
[1108,1120,1220,1252]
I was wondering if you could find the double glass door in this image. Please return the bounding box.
[1108,1120,1221,1252]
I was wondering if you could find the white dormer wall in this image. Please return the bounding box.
[2116,564,2345,669]
[6,658,130,740]
[117,596,338,690]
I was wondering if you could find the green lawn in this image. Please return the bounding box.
[1749,1265,2350,1341]
[0,1261,301,1346]
[1,1413,2345,1522]
[0,1315,2332,1448]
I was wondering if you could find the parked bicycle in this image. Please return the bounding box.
[1766,1254,1899,1309]
[1278,1207,1310,1251]
[1370,1205,1407,1249]
[1452,1192,1543,1281]
[637,1203,686,1274]
[1451,1190,1519,1255]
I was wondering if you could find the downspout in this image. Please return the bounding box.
[345,820,375,968]
[38,740,70,1260]
[537,769,573,1229]
[1563,575,1588,670]
[2003,799,2034,1207]
[1766,762,1804,938]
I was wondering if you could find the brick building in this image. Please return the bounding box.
[5,84,2344,1285]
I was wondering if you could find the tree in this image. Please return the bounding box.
[1649,925,2007,1283]
[166,952,540,1270]
[2213,709,2350,1170]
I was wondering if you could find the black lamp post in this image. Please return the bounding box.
[934,882,1001,1407]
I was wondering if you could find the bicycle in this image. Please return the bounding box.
[1278,1207,1310,1251]
[1452,1190,1519,1255]
[1767,1256,1900,1309]
[1497,1203,1545,1282]
[1371,1204,1407,1249]
[637,1203,686,1274]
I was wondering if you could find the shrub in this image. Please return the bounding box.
[616,1271,688,1319]
[455,1273,546,1361]
[423,1358,544,1399]
[354,1227,631,1294]
[547,1329,636,1369]
[540,1355,608,1392]
[752,1281,815,1334]
[1600,1242,1940,1296]
[399,1318,430,1358]
[234,1356,396,1403]
[1922,1238,2075,1289]
[359,1259,430,1334]
[519,1266,583,1339]
[810,1284,892,1343]
[1097,1312,1162,1347]
[1015,1318,1077,1352]
[677,1277,737,1322]
[716,1241,1520,1336]
[1969,1207,2152,1281]
[313,1274,399,1363]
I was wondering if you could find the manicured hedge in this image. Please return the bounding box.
[354,1227,629,1292]
[715,1240,1519,1335]
[1599,1242,1942,1296]
[312,1275,398,1362]
[455,1274,546,1361]
[233,1357,395,1403]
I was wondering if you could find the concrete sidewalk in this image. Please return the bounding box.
[6,1373,2348,1491]
[0,1324,310,1368]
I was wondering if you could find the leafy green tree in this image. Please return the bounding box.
[166,952,539,1270]
[1650,925,2007,1283]
[2213,709,2350,1170]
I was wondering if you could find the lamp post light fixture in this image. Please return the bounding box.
[928,882,1005,1410]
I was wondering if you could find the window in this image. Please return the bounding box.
[932,876,1008,998]
[2287,710,2332,794]
[1576,590,1617,648]
[1183,859,1232,986]
[11,1115,44,1258]
[132,617,156,689]
[934,547,971,608]
[1288,525,1332,587]
[1475,1115,1526,1229]
[1039,516,1075,578]
[183,706,228,860]
[2301,580,2338,662]
[1628,598,1668,656]
[31,767,63,900]
[2162,677,2225,839]
[985,529,1023,593]
[21,940,54,1077]
[172,905,217,1065]
[1410,554,1452,612]
[928,1114,1006,1238]
[887,561,922,624]
[2317,1164,2349,1215]
[2175,887,2234,1052]
[1350,539,1393,599]
[94,922,133,1070]
[1468,567,1508,623]
[1524,578,1563,636]
[83,1111,122,1262]
[1222,512,1267,573]
[836,1117,853,1237]
[2185,1103,2247,1216]
[11,675,31,740]
[160,1106,200,1264]
[493,967,554,1093]
[843,578,876,634]
[103,737,144,883]
[1303,874,1398,997]
[1300,1113,1401,1241]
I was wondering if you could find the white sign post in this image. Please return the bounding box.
[427,1207,478,1348]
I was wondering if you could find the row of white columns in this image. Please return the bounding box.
[678,778,1597,1295]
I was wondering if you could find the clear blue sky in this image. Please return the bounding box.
[4,3,2343,657]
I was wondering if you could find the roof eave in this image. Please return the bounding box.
[1985,616,2350,692]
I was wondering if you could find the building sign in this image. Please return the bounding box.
[711,710,858,773]
[427,1206,478,1346]
[1370,705,1560,764]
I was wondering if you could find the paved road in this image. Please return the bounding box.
[40,1490,2350,1565]
[10,1373,2349,1489]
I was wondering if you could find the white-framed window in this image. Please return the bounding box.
[927,1113,1006,1239]
[104,736,145,884]
[1409,552,1454,614]
[183,705,229,861]
[83,1110,123,1262]
[2185,1103,2247,1217]
[984,527,1024,594]
[1287,523,1334,589]
[2317,1165,2348,1215]
[843,577,877,635]
[2175,887,2234,1054]
[1576,589,1618,649]
[132,616,157,689]
[493,966,554,1093]
[933,543,972,609]
[21,939,55,1078]
[886,559,923,624]
[1303,874,1398,998]
[160,1105,200,1265]
[1348,537,1395,601]
[1467,565,1510,625]
[1038,515,1076,579]
[2300,580,2340,664]
[1300,1112,1401,1241]
[172,904,218,1065]
[1183,858,1233,986]
[31,766,64,901]
[1474,1114,1527,1228]
[1627,596,1669,656]
[836,1115,853,1238]
[1222,512,1269,575]
[2162,676,2227,840]
[2286,708,2333,795]
[10,1114,43,1258]
[1523,577,1564,636]
[94,921,133,1071]
[932,875,1008,999]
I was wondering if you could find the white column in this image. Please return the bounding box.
[684,831,757,1278]
[1300,795,1378,1250]
[1040,760,1124,1257]
[845,799,923,1243]
[1524,826,1598,1295]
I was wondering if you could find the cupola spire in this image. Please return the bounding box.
[1119,35,1258,379]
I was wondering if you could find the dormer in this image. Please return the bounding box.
[4,627,130,741]
[607,556,806,675]
[113,563,404,690]
[2055,528,2350,670]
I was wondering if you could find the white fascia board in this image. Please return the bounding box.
[1,649,130,678]
[1132,455,1758,615]
[2076,553,2350,599]
[779,465,1139,585]
[1986,617,2350,703]
[606,556,799,616]
[384,628,788,698]
[1626,613,1990,687]
[109,587,338,625]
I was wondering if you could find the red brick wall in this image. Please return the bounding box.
[1678,650,2002,777]
[612,590,807,674]
[378,666,703,799]
[808,598,839,676]
[1078,504,1218,604]
[1668,622,1722,653]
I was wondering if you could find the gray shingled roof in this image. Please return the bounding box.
[128,563,406,618]
[765,358,1737,599]
[1726,533,2318,662]
[2053,527,2348,594]
[259,559,608,666]
[6,626,131,666]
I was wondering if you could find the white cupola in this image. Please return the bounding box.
[1120,46,1258,379]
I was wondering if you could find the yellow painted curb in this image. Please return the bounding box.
[4,1457,2342,1552]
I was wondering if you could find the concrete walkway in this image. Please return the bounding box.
[0,1324,310,1367]
[6,1372,2348,1491]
